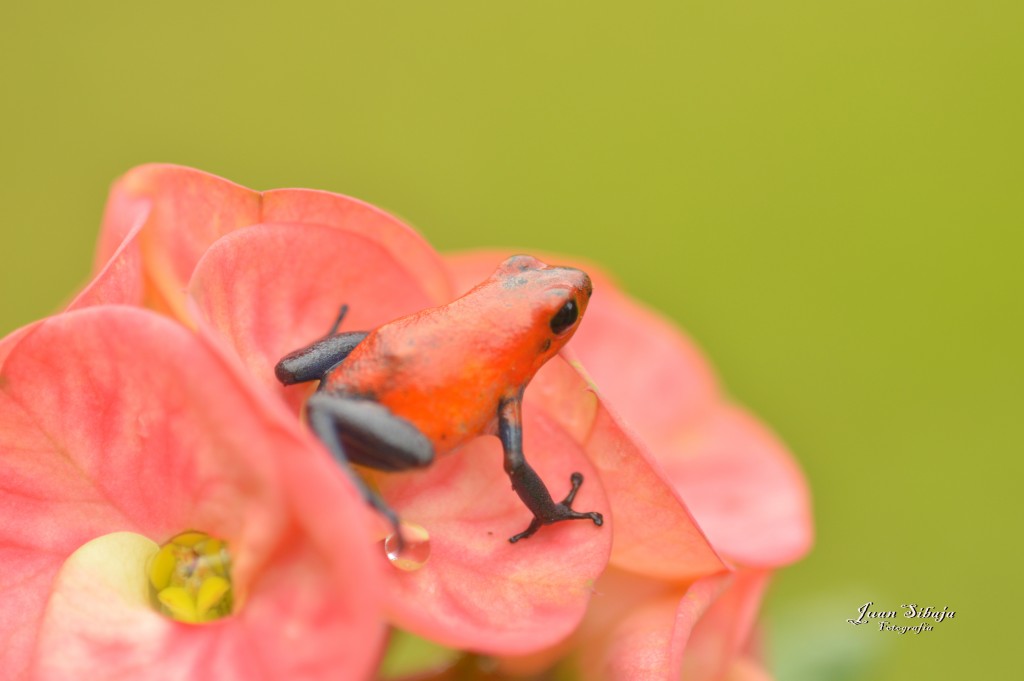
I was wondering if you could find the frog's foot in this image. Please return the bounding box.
[508,472,604,543]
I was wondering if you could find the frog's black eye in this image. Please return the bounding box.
[550,299,578,335]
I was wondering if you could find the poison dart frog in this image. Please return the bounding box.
[275,254,603,544]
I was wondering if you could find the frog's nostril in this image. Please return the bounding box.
[502,255,544,273]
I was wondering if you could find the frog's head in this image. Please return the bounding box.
[489,254,593,367]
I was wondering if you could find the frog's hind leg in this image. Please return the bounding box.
[307,394,435,471]
[306,392,435,546]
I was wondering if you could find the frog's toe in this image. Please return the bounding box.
[509,518,543,543]
[560,471,586,506]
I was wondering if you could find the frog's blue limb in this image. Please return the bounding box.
[275,304,368,385]
[305,395,401,549]
[307,394,435,472]
[498,396,604,543]
[275,331,369,385]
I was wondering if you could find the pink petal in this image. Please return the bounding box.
[69,196,147,310]
[724,657,775,681]
[31,533,168,680]
[658,405,814,567]
[578,574,727,681]
[96,164,262,319]
[262,188,452,305]
[371,405,611,655]
[526,356,600,444]
[532,358,724,581]
[188,222,438,398]
[587,397,725,580]
[444,250,518,296]
[571,570,766,681]
[0,323,38,371]
[0,306,384,679]
[93,165,453,323]
[571,284,720,441]
[35,532,386,681]
[681,570,772,681]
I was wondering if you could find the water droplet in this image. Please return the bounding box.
[147,530,233,623]
[384,521,431,571]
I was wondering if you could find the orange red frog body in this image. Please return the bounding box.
[275,255,603,543]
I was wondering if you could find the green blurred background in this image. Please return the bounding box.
[2,2,1020,678]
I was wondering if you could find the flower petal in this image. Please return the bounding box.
[725,658,775,681]
[262,188,452,305]
[0,322,37,371]
[568,569,765,681]
[97,164,262,319]
[659,405,814,567]
[681,570,772,681]
[72,186,149,310]
[577,573,727,681]
[570,284,720,440]
[444,250,519,295]
[32,532,166,679]
[371,406,611,655]
[93,165,453,323]
[585,399,726,580]
[188,222,438,397]
[532,357,724,581]
[0,306,384,679]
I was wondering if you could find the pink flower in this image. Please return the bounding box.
[77,165,730,658]
[0,306,384,680]
[2,164,812,679]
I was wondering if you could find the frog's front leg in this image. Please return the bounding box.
[306,392,435,544]
[498,394,604,543]
[275,304,368,386]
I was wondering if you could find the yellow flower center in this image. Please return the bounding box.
[147,530,233,623]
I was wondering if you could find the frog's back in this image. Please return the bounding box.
[321,255,592,453]
[322,305,511,452]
